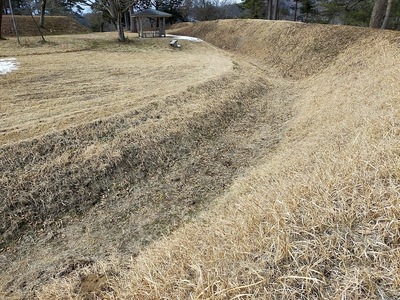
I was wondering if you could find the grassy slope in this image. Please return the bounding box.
[155,21,400,299]
[108,22,399,298]
[2,20,400,299]
[1,16,90,37]
[40,21,400,299]
[0,31,292,298]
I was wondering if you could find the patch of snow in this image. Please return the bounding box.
[166,34,203,42]
[0,58,18,75]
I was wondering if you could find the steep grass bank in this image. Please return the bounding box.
[171,19,397,79]
[112,22,399,299]
[36,20,400,299]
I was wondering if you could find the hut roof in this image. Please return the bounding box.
[132,9,172,18]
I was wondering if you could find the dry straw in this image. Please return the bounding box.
[1,20,399,299]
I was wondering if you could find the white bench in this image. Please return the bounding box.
[170,39,181,48]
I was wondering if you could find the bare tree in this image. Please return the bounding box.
[369,0,386,28]
[191,0,217,20]
[106,0,125,40]
[91,0,136,41]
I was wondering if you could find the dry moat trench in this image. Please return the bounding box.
[0,38,295,297]
[37,21,400,299]
[4,20,399,298]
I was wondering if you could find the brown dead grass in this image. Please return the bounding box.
[0,33,230,144]
[1,30,292,298]
[171,19,381,79]
[2,20,400,299]
[1,15,90,37]
[0,35,232,256]
[104,22,398,299]
[168,22,195,30]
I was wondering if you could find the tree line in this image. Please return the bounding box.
[0,0,399,41]
[241,0,399,29]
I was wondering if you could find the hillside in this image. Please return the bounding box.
[1,15,90,37]
[1,20,400,299]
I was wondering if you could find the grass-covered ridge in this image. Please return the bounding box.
[1,15,90,37]
[1,20,399,299]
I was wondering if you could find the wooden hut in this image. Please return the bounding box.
[131,9,172,38]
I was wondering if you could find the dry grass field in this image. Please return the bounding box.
[1,20,400,299]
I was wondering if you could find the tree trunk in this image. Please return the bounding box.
[0,0,3,40]
[124,11,129,30]
[39,0,46,28]
[267,0,272,19]
[106,0,125,41]
[369,0,387,28]
[117,10,125,41]
[273,0,279,19]
[381,0,392,29]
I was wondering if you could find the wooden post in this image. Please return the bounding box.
[162,17,166,36]
[130,7,134,32]
[138,17,143,37]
